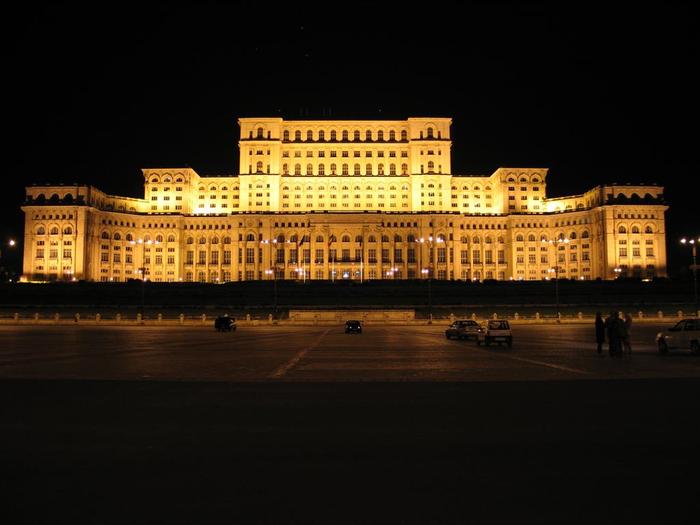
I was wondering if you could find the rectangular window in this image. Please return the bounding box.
[485,250,493,264]
[155,255,163,265]
[210,252,219,265]
[437,248,446,263]
[186,251,194,264]
[646,248,654,257]
[472,250,481,264]
[246,248,255,264]
[394,248,403,263]
[223,251,232,264]
[113,254,121,263]
[460,250,468,264]
[407,248,416,263]
[619,248,627,257]
[315,249,324,263]
[342,249,350,262]
[498,250,505,264]
[199,251,206,264]
[276,249,285,264]
[368,249,377,264]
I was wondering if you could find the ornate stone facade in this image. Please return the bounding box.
[21,117,668,282]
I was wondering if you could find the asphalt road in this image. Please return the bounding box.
[2,323,699,523]
[1,322,698,382]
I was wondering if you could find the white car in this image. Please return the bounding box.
[656,319,700,354]
[476,319,513,348]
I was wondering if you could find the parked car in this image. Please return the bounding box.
[476,319,513,347]
[345,320,362,334]
[445,319,481,340]
[656,319,700,354]
[214,315,236,332]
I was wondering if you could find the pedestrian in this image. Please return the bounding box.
[595,312,605,355]
[622,313,633,354]
[605,310,623,357]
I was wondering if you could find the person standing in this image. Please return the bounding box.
[605,311,623,357]
[622,313,633,355]
[595,312,605,355]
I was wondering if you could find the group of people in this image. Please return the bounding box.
[595,311,632,357]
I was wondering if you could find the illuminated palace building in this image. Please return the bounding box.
[21,118,668,282]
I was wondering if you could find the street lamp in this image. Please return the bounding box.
[680,237,700,315]
[547,267,560,321]
[613,266,622,279]
[543,236,569,321]
[1,238,17,282]
[265,268,277,316]
[130,238,159,321]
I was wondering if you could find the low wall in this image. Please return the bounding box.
[288,310,415,323]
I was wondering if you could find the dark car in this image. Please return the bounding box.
[345,320,362,334]
[214,315,236,332]
[445,319,481,340]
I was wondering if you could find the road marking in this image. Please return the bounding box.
[269,328,331,378]
[497,354,589,375]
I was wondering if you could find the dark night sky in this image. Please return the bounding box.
[2,2,698,275]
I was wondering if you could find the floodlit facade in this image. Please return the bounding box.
[21,117,668,282]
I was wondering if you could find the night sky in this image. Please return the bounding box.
[3,3,698,276]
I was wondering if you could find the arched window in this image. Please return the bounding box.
[316,235,324,243]
[341,234,351,242]
[342,130,349,141]
[330,130,337,141]
[167,235,175,242]
[368,235,376,243]
[426,127,434,138]
[294,130,301,141]
[306,164,313,175]
[256,161,263,173]
[186,237,194,244]
[318,130,325,141]
[342,164,349,175]
[101,231,109,239]
[199,237,207,244]
[407,234,415,243]
[354,164,361,175]
[63,226,73,235]
[401,130,407,141]
[569,231,577,239]
[485,236,493,244]
[306,130,313,141]
[461,236,468,244]
[318,164,325,175]
[581,230,590,239]
[353,130,360,141]
[378,130,384,141]
[366,164,372,176]
[631,226,640,234]
[528,234,536,242]
[223,236,231,244]
[211,237,219,245]
[378,164,384,175]
[381,235,389,242]
[389,130,396,141]
[111,232,120,240]
[256,127,264,138]
[290,234,298,243]
[355,235,363,243]
[246,233,256,241]
[283,163,289,175]
[294,164,301,175]
[330,163,337,175]
[618,225,627,234]
[389,164,396,175]
[276,234,285,243]
[394,235,402,242]
[472,236,480,244]
[126,233,133,242]
[644,226,653,234]
[155,234,164,243]
[283,130,290,141]
[401,163,408,175]
[365,129,372,141]
[498,237,505,244]
[427,161,435,173]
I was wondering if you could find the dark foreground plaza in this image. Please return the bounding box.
[2,323,700,523]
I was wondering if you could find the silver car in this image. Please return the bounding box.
[656,319,700,354]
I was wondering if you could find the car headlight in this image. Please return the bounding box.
[656,332,664,341]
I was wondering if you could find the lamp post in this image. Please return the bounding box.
[417,235,442,324]
[613,266,622,280]
[265,268,277,314]
[547,266,560,321]
[680,237,699,315]
[0,239,16,282]
[543,236,569,321]
[130,238,158,321]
